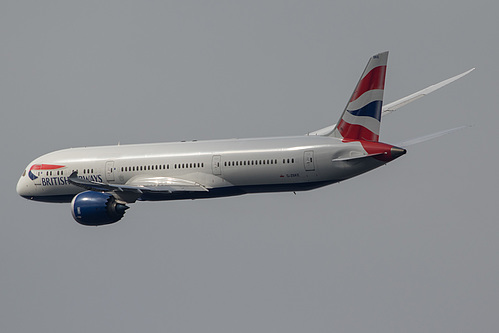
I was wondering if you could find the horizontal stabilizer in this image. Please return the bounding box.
[332,152,384,162]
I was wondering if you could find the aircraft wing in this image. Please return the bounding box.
[307,68,474,136]
[68,172,209,201]
[381,68,475,115]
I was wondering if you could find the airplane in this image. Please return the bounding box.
[16,52,474,226]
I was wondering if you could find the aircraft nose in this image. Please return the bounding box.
[16,172,32,198]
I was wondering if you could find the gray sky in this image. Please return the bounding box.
[1,1,498,332]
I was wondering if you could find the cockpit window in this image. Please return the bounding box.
[22,169,26,177]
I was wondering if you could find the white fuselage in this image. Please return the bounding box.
[17,135,387,203]
[15,51,470,226]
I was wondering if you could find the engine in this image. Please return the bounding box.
[71,191,129,226]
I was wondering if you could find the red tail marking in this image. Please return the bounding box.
[350,66,387,102]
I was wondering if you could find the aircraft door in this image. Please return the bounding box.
[212,155,221,175]
[304,151,315,171]
[34,170,42,185]
[105,161,115,181]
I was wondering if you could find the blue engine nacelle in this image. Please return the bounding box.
[71,191,129,226]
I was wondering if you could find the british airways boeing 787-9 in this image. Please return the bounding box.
[16,52,474,225]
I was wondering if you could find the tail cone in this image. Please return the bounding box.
[390,146,407,159]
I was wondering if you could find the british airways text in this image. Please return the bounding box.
[42,174,103,186]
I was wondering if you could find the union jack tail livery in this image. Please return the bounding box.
[331,51,388,142]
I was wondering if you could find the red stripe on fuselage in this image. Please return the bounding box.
[349,65,386,103]
[30,164,65,171]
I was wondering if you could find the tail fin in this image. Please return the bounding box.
[331,51,388,142]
